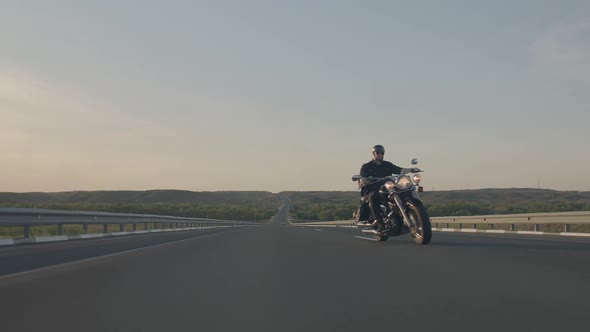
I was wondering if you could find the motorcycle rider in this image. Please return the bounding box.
[357,145,417,232]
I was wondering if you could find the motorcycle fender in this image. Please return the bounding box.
[411,190,424,203]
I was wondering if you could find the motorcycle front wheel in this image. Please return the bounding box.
[406,200,432,245]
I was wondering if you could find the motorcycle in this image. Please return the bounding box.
[352,158,432,244]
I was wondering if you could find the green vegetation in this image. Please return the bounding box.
[0,190,280,221]
[14,202,278,221]
[283,189,590,221]
[2,189,589,237]
[283,191,358,221]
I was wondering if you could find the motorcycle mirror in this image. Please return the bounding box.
[352,175,361,182]
[411,158,418,165]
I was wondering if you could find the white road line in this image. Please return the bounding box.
[0,239,15,245]
[354,236,377,241]
[314,229,323,232]
[0,230,231,281]
[560,232,590,237]
[439,232,590,244]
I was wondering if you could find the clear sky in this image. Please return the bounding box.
[1,0,589,192]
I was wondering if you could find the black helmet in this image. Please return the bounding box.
[372,145,385,153]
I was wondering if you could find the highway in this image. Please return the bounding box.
[1,202,589,331]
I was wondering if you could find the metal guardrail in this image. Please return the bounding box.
[0,208,255,239]
[429,211,590,232]
[292,211,590,234]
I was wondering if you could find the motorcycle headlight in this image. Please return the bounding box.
[396,175,412,190]
[412,174,422,184]
[384,181,395,191]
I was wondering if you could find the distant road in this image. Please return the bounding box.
[1,202,589,331]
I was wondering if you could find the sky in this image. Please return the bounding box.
[1,0,589,192]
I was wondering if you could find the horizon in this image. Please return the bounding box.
[1,187,589,194]
[2,1,589,192]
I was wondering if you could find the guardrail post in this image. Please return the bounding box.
[458,224,463,229]
[24,225,31,238]
[435,223,439,228]
[534,224,541,232]
[83,224,89,234]
[103,223,108,233]
[510,224,516,231]
[144,222,148,230]
[57,223,64,236]
[473,224,477,229]
[489,224,494,230]
[133,224,137,231]
[446,223,450,229]
[565,224,571,232]
[119,224,124,232]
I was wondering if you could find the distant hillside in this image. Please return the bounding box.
[1,188,589,221]
[420,188,590,204]
[0,190,277,205]
[0,190,280,221]
[282,189,590,220]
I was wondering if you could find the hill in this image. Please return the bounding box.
[282,189,590,221]
[0,190,280,221]
[2,188,589,221]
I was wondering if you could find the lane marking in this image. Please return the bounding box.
[560,232,590,237]
[0,239,15,245]
[0,229,234,281]
[314,229,323,232]
[354,236,377,242]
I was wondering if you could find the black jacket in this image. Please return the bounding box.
[360,160,403,179]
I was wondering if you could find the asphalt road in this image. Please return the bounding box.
[1,203,589,332]
[0,227,239,276]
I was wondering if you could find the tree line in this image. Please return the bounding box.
[290,201,590,221]
[2,202,277,221]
